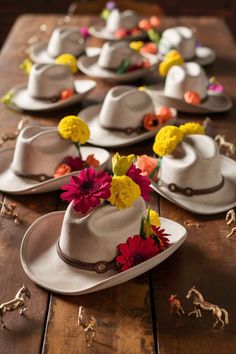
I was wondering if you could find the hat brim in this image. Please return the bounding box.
[78,104,176,148]
[147,87,233,114]
[20,212,187,295]
[29,41,99,64]
[142,46,216,67]
[9,80,96,112]
[78,55,153,82]
[89,26,146,41]
[0,146,110,194]
[151,155,236,215]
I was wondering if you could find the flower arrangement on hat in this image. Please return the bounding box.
[54,115,100,178]
[136,122,205,181]
[60,152,172,271]
[159,50,184,77]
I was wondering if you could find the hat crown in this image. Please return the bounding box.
[59,197,146,263]
[160,26,196,60]
[28,63,74,99]
[159,134,222,190]
[47,26,85,58]
[105,9,139,33]
[97,42,138,69]
[99,86,155,129]
[11,125,77,176]
[164,62,208,100]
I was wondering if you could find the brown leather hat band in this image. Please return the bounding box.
[158,177,225,197]
[100,123,144,135]
[57,241,118,274]
[14,171,52,182]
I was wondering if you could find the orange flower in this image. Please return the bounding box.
[141,42,158,55]
[137,155,158,176]
[86,154,100,168]
[184,91,201,105]
[54,163,71,178]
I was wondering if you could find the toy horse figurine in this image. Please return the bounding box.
[186,286,229,329]
[0,285,31,328]
[78,306,96,347]
[169,294,184,317]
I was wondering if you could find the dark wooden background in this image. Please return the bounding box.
[0,0,236,48]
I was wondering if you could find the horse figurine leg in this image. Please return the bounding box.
[188,306,199,318]
[19,306,28,315]
[0,313,6,328]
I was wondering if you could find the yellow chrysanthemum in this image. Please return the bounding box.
[129,41,144,52]
[20,59,33,75]
[159,50,184,77]
[108,175,141,210]
[58,115,90,144]
[143,209,161,238]
[55,53,78,74]
[153,126,183,157]
[112,153,135,176]
[179,122,205,136]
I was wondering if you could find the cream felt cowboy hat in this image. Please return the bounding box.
[90,9,144,41]
[9,63,96,112]
[20,198,187,295]
[29,26,86,64]
[78,41,153,82]
[78,85,176,148]
[159,26,216,66]
[148,62,232,114]
[0,125,110,195]
[151,134,236,215]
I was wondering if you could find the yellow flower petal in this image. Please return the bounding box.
[159,50,184,77]
[129,41,144,52]
[55,53,78,74]
[58,115,90,144]
[179,122,205,136]
[149,209,160,227]
[108,175,141,209]
[153,126,183,156]
[112,153,135,176]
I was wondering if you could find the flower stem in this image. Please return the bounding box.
[74,142,82,159]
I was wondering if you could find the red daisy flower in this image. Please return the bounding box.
[126,164,152,201]
[151,225,170,251]
[116,235,159,271]
[61,168,112,214]
[65,156,84,171]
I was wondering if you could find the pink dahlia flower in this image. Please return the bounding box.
[61,168,112,214]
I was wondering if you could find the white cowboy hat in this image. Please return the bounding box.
[0,125,110,195]
[78,85,176,148]
[159,26,216,66]
[148,62,232,113]
[29,26,86,64]
[20,198,187,295]
[78,41,153,82]
[90,9,144,41]
[151,134,236,214]
[9,63,96,112]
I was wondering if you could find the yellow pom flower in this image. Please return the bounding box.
[153,126,183,157]
[108,175,141,209]
[58,115,90,144]
[20,59,33,75]
[112,153,135,176]
[55,53,78,74]
[179,122,205,136]
[129,41,144,52]
[159,50,184,77]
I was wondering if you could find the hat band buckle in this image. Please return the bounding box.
[57,241,118,274]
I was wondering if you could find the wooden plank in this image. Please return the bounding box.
[151,18,236,354]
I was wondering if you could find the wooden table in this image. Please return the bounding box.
[0,14,236,354]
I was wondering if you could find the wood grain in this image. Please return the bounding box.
[0,14,235,354]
